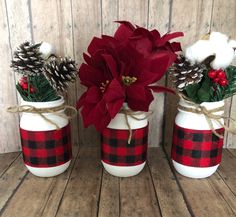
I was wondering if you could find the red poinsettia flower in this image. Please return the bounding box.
[77,38,125,131]
[77,21,182,132]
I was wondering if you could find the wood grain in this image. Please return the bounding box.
[0,152,19,177]
[208,172,236,215]
[56,146,102,217]
[56,0,79,147]
[148,148,191,217]
[1,147,78,217]
[0,0,21,153]
[102,0,118,35]
[118,0,148,27]
[148,0,171,147]
[0,155,28,214]
[120,166,161,217]
[217,150,236,194]
[5,0,33,106]
[72,0,101,147]
[98,171,120,217]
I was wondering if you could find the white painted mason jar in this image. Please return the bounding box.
[20,96,72,177]
[101,104,148,177]
[171,98,225,179]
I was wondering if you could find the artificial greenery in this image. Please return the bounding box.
[16,74,59,102]
[183,65,236,103]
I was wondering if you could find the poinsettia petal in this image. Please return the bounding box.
[138,51,176,82]
[114,21,135,42]
[83,53,91,65]
[79,63,106,87]
[102,54,119,78]
[170,42,182,52]
[148,85,176,94]
[126,85,154,111]
[87,37,104,55]
[150,29,161,41]
[84,86,102,104]
[158,32,184,46]
[93,103,111,131]
[80,97,112,132]
[104,79,125,118]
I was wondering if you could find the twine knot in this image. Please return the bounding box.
[119,108,152,144]
[178,94,236,138]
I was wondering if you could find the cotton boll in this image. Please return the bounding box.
[209,32,229,47]
[185,40,214,63]
[39,42,55,59]
[211,45,234,69]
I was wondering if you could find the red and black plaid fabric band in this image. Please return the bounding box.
[171,124,224,167]
[101,126,148,166]
[20,124,72,168]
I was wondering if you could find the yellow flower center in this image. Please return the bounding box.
[122,76,137,86]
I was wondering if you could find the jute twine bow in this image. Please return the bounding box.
[178,94,236,138]
[119,108,152,144]
[7,104,77,129]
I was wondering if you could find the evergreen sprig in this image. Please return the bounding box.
[16,74,59,102]
[183,65,236,103]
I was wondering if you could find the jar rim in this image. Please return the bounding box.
[20,95,64,109]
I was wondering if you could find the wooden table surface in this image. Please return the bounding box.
[0,146,235,217]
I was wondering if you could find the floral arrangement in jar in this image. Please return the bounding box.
[77,21,183,177]
[169,32,236,179]
[9,41,77,177]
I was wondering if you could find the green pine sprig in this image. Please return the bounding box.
[16,74,60,102]
[183,65,236,103]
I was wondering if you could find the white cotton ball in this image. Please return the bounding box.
[39,42,54,59]
[185,40,214,63]
[209,32,229,47]
[211,44,234,69]
[228,40,236,58]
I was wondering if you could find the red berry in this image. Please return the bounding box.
[217,70,226,79]
[213,77,220,84]
[20,82,28,90]
[30,86,35,93]
[208,70,217,79]
[219,79,228,87]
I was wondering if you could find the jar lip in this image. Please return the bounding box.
[21,95,64,108]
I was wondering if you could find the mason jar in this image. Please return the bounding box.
[101,104,148,177]
[171,98,225,179]
[20,96,72,177]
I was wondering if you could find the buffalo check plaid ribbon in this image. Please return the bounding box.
[20,124,72,167]
[171,124,224,167]
[101,126,148,166]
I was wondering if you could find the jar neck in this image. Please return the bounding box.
[178,99,225,115]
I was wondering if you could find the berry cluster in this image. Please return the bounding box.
[207,69,228,87]
[18,77,35,93]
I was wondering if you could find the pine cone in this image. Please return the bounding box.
[43,57,77,92]
[170,55,206,91]
[11,41,44,76]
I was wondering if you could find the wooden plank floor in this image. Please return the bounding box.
[0,146,235,217]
